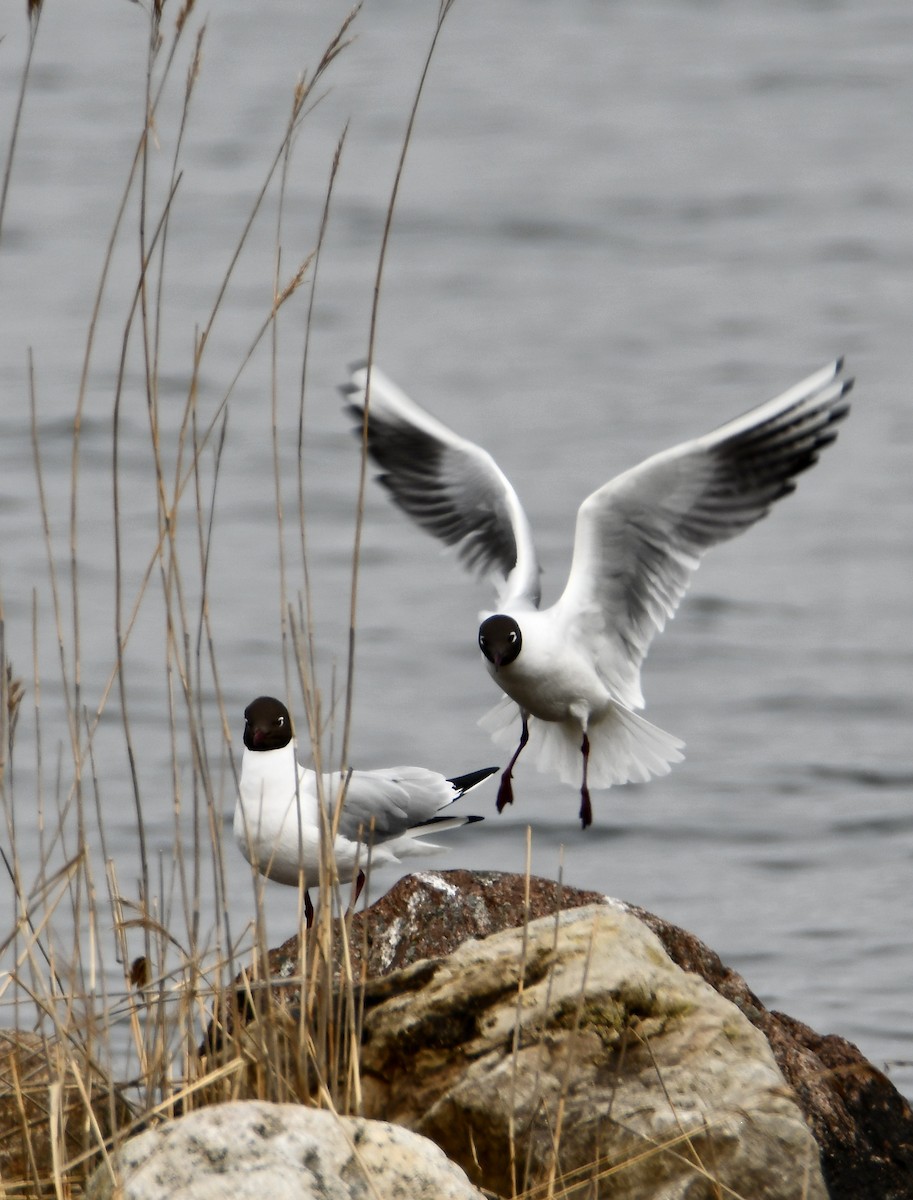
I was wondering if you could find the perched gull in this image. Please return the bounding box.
[343,359,852,828]
[234,695,495,923]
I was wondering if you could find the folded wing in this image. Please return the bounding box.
[328,765,489,844]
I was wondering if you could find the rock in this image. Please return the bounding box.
[252,870,913,1199]
[266,868,605,980]
[628,902,913,1200]
[357,901,827,1199]
[0,1029,134,1195]
[86,1100,486,1200]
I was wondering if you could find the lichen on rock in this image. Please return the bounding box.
[358,902,828,1200]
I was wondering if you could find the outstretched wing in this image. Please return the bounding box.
[554,359,852,708]
[343,363,541,608]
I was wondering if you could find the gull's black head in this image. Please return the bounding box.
[478,614,522,669]
[243,696,294,751]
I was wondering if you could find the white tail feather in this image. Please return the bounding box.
[479,696,684,789]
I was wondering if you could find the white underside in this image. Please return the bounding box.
[479,694,685,789]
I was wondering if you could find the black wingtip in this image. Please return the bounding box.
[418,812,484,828]
[344,402,368,430]
[447,766,499,795]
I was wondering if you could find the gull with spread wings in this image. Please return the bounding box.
[343,359,852,828]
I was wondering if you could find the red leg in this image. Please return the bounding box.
[579,731,592,829]
[497,712,530,812]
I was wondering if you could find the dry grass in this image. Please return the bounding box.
[0,4,788,1198]
[0,3,375,1192]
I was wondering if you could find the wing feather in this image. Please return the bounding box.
[327,766,454,843]
[554,360,852,708]
[343,364,541,607]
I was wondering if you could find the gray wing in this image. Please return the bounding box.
[324,766,458,844]
[342,363,541,608]
[553,359,852,709]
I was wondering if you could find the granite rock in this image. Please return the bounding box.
[86,1100,486,1200]
[253,870,913,1199]
[355,899,828,1199]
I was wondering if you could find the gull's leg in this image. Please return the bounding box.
[579,731,592,829]
[497,712,530,812]
[353,868,367,905]
[304,890,314,928]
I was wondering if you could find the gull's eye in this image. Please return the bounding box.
[508,631,517,643]
[277,716,285,727]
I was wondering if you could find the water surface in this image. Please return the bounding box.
[1,0,910,1097]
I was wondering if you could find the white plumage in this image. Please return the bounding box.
[343,359,852,826]
[234,696,494,918]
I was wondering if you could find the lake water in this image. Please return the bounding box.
[1,0,911,1099]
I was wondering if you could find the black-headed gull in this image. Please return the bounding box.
[234,696,495,923]
[343,359,852,828]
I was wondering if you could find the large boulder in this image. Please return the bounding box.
[262,869,913,1199]
[86,1100,486,1200]
[355,900,827,1199]
[629,899,913,1200]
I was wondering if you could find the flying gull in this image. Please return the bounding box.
[343,358,852,827]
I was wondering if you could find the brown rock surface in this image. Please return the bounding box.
[629,902,913,1200]
[262,869,913,1200]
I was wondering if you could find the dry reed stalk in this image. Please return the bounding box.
[0,0,43,250]
[343,0,455,777]
[1,3,390,1193]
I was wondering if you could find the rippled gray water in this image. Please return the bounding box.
[1,0,911,1097]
